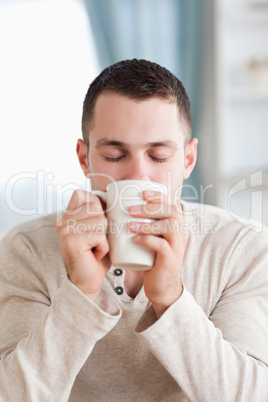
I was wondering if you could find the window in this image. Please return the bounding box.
[0,0,100,236]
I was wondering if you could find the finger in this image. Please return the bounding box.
[64,201,105,224]
[132,233,170,256]
[66,190,102,212]
[91,236,110,262]
[143,190,183,214]
[61,225,109,262]
[128,218,183,242]
[132,231,187,263]
[128,220,163,235]
[58,215,108,238]
[59,198,104,226]
[129,202,181,219]
[143,190,167,203]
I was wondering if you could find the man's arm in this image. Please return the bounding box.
[0,192,121,401]
[135,227,268,401]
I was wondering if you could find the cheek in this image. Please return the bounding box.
[151,162,184,194]
[88,158,122,190]
[166,160,185,196]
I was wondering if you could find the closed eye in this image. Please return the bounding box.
[150,156,169,163]
[104,155,126,162]
[103,154,170,163]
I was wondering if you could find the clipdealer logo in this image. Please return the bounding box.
[227,170,263,232]
[4,171,81,216]
[4,169,265,233]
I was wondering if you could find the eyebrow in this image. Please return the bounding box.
[95,138,178,150]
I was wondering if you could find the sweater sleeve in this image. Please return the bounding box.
[0,234,121,402]
[135,229,268,401]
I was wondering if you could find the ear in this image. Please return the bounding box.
[183,138,198,180]
[76,139,90,178]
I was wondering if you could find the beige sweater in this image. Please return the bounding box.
[0,201,268,402]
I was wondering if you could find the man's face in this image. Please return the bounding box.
[79,93,197,197]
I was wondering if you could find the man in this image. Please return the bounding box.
[0,59,267,401]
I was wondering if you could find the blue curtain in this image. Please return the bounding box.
[82,0,205,201]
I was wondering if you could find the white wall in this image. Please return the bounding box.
[0,0,100,237]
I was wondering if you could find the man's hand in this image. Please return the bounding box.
[128,190,187,318]
[56,190,110,302]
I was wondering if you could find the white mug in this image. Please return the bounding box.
[92,180,167,271]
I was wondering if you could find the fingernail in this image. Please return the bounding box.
[144,190,155,197]
[129,205,142,213]
[128,221,139,228]
[133,235,142,242]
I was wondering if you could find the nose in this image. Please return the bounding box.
[123,156,150,181]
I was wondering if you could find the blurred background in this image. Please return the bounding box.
[0,0,268,238]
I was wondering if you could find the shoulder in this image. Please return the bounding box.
[181,202,268,305]
[181,200,266,234]
[1,213,61,264]
[3,213,58,239]
[181,200,268,255]
[0,213,66,291]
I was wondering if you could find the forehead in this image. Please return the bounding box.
[90,93,186,146]
[93,92,178,118]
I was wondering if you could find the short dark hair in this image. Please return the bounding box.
[82,59,191,148]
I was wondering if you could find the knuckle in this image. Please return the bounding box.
[160,237,170,251]
[88,199,103,214]
[102,239,110,254]
[167,204,179,218]
[72,189,84,203]
[146,203,159,217]
[151,221,162,234]
[171,204,177,215]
